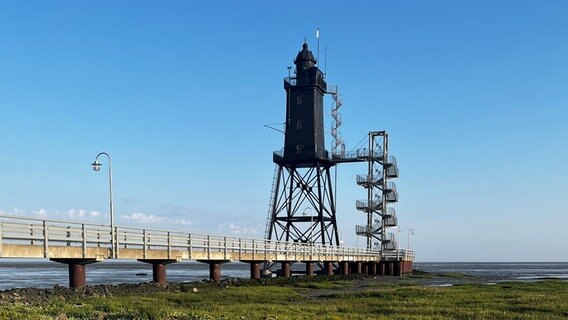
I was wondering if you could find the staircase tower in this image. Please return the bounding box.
[355,131,400,251]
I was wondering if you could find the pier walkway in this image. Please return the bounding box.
[0,215,414,287]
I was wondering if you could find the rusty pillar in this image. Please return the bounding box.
[241,261,265,280]
[280,262,291,278]
[197,260,229,283]
[350,262,362,274]
[153,263,166,284]
[406,261,414,275]
[51,258,98,288]
[69,263,86,287]
[399,261,407,275]
[138,259,178,285]
[394,261,403,276]
[341,262,350,275]
[368,262,377,276]
[305,262,314,276]
[385,262,394,276]
[361,263,369,275]
[210,262,221,282]
[378,262,385,276]
[324,262,334,276]
[250,262,261,280]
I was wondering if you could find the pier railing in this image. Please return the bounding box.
[0,215,415,262]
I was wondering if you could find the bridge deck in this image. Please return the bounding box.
[0,215,415,263]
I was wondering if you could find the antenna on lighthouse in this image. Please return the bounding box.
[316,28,320,65]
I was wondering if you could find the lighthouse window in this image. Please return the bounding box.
[297,95,304,105]
[296,119,303,129]
[296,144,304,154]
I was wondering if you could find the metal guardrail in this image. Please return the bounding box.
[0,215,410,262]
[382,249,415,261]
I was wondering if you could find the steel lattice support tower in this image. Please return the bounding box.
[266,43,340,246]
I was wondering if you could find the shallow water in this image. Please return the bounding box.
[0,260,566,290]
[414,262,568,281]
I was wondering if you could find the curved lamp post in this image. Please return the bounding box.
[91,152,115,258]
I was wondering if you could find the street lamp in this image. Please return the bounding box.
[407,228,415,251]
[91,152,115,259]
[397,225,401,259]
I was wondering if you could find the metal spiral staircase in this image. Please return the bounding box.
[354,131,400,252]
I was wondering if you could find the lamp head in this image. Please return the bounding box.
[91,160,102,172]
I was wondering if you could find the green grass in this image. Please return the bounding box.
[1,279,567,319]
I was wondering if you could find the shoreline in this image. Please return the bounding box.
[2,271,566,306]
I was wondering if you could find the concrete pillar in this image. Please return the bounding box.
[51,258,98,288]
[305,262,314,276]
[138,259,178,285]
[280,262,291,278]
[341,262,350,275]
[324,262,334,276]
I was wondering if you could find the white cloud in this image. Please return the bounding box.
[0,208,26,216]
[121,212,193,227]
[66,209,102,219]
[226,223,259,236]
[122,212,162,223]
[33,209,48,218]
[175,218,192,225]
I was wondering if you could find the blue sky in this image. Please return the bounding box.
[0,1,566,262]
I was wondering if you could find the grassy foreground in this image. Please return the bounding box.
[1,277,567,319]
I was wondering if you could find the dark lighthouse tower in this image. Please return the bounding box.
[266,43,339,246]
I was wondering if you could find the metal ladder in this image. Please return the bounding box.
[264,164,279,239]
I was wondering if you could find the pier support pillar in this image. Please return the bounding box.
[250,262,261,280]
[305,262,314,276]
[51,258,99,288]
[361,263,369,275]
[401,261,413,275]
[368,262,377,276]
[324,262,334,276]
[197,260,229,283]
[69,263,86,287]
[280,262,291,278]
[385,262,394,276]
[241,261,265,280]
[340,262,350,275]
[378,262,386,276]
[210,262,221,282]
[394,261,403,276]
[350,262,362,275]
[138,259,178,285]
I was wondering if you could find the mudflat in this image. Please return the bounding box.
[1,273,567,319]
